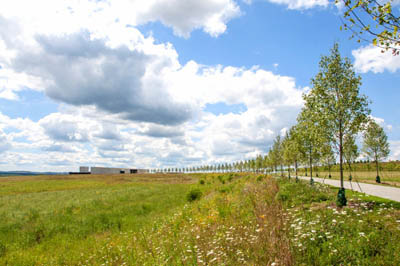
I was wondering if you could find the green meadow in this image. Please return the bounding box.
[1,173,400,265]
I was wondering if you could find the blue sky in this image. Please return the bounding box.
[0,0,399,171]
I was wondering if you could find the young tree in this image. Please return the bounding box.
[320,144,336,178]
[271,135,284,177]
[338,0,400,54]
[362,120,390,183]
[283,128,302,180]
[343,134,359,181]
[307,43,370,206]
[296,106,326,184]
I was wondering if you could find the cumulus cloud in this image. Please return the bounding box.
[139,124,184,138]
[135,0,241,37]
[389,141,400,161]
[39,113,90,142]
[0,0,240,39]
[42,144,76,153]
[352,45,400,73]
[9,31,193,125]
[0,129,11,153]
[0,0,316,171]
[94,124,123,141]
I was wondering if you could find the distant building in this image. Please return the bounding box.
[76,166,149,174]
[79,166,89,173]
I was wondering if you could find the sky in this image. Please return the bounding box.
[0,0,399,172]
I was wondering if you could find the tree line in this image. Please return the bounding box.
[152,44,390,207]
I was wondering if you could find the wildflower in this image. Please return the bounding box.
[359,232,365,237]
[210,257,217,263]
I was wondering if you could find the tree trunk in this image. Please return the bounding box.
[280,164,283,177]
[309,146,313,179]
[328,164,331,178]
[295,160,298,178]
[339,123,344,188]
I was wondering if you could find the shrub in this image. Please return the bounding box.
[199,179,205,185]
[186,189,202,202]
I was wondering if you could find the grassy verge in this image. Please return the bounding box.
[278,178,400,265]
[296,170,400,187]
[1,173,400,265]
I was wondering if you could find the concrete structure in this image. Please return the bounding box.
[79,166,89,172]
[78,166,149,174]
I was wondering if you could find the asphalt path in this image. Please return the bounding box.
[298,176,400,202]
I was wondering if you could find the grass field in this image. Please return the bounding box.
[296,170,400,187]
[1,173,400,265]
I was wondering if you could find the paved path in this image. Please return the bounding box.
[298,176,400,202]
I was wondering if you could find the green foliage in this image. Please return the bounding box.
[304,43,370,205]
[363,120,390,160]
[199,179,205,185]
[338,0,400,54]
[186,188,202,202]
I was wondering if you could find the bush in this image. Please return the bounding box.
[186,189,202,202]
[199,179,205,185]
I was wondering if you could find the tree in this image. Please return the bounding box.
[343,133,359,181]
[307,43,370,206]
[271,135,284,177]
[338,0,400,54]
[320,144,336,178]
[296,104,326,184]
[362,120,390,183]
[283,128,303,180]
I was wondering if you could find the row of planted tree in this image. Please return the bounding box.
[153,44,390,207]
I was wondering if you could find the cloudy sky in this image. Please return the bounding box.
[0,0,399,171]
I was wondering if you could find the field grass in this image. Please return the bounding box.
[296,170,400,187]
[1,173,400,265]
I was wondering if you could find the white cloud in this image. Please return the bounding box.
[0,129,11,153]
[0,0,240,39]
[389,141,400,161]
[352,45,400,73]
[0,0,308,171]
[266,0,329,10]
